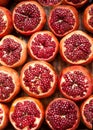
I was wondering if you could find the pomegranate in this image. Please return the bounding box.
[27,31,59,62]
[0,0,10,6]
[83,4,93,33]
[9,96,44,130]
[0,35,27,68]
[0,66,20,102]
[59,65,93,101]
[20,60,57,98]
[45,98,80,130]
[12,1,46,35]
[0,6,13,38]
[80,95,93,129]
[48,5,79,37]
[59,30,93,65]
[37,0,62,6]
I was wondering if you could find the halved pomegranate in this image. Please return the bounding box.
[83,4,93,33]
[45,98,80,130]
[27,31,59,62]
[80,95,93,129]
[20,60,57,98]
[37,0,62,6]
[0,35,27,68]
[59,65,93,101]
[48,5,79,37]
[0,66,20,102]
[0,0,10,6]
[0,7,13,38]
[12,1,46,35]
[9,96,44,130]
[0,103,9,129]
[59,30,93,65]
[63,0,88,8]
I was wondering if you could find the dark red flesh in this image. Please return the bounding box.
[84,99,93,125]
[37,0,61,6]
[0,38,22,65]
[0,72,14,100]
[46,99,78,130]
[14,3,40,32]
[0,10,7,33]
[64,34,91,62]
[11,101,40,129]
[23,64,53,94]
[61,71,89,98]
[67,0,84,4]
[88,7,93,28]
[49,8,75,35]
[0,108,3,124]
[31,33,56,59]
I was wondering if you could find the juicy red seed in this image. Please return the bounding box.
[84,99,93,124]
[23,64,53,94]
[31,34,56,59]
[11,101,40,129]
[64,34,91,62]
[0,11,7,33]
[38,0,61,5]
[61,71,89,98]
[88,7,93,27]
[46,99,77,130]
[14,3,40,31]
[0,72,14,100]
[49,8,75,35]
[0,108,3,124]
[0,38,22,65]
[67,0,84,4]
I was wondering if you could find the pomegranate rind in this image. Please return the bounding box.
[45,98,80,130]
[83,4,93,33]
[0,103,9,129]
[0,7,13,38]
[9,96,44,130]
[48,5,79,37]
[27,30,59,62]
[0,35,27,68]
[0,0,10,6]
[80,95,93,129]
[20,60,58,98]
[0,66,20,102]
[12,1,46,35]
[60,30,93,65]
[59,66,93,101]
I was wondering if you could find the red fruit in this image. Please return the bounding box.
[48,5,79,37]
[20,60,57,98]
[0,0,10,6]
[0,35,27,68]
[83,4,93,33]
[0,66,20,102]
[59,30,93,65]
[59,66,93,101]
[45,98,80,130]
[27,31,59,62]
[0,7,13,38]
[37,0,62,6]
[0,103,9,129]
[9,96,44,130]
[12,1,46,35]
[80,95,93,129]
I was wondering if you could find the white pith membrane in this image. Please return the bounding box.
[0,105,4,126]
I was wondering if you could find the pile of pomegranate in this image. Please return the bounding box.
[0,0,93,129]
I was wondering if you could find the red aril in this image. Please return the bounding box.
[59,65,93,101]
[0,35,27,68]
[59,30,93,65]
[37,0,62,6]
[0,103,9,129]
[45,98,80,130]
[20,60,57,98]
[9,96,44,130]
[83,4,93,33]
[0,66,20,103]
[12,1,46,35]
[48,5,79,37]
[27,31,59,62]
[80,95,93,129]
[0,7,13,38]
